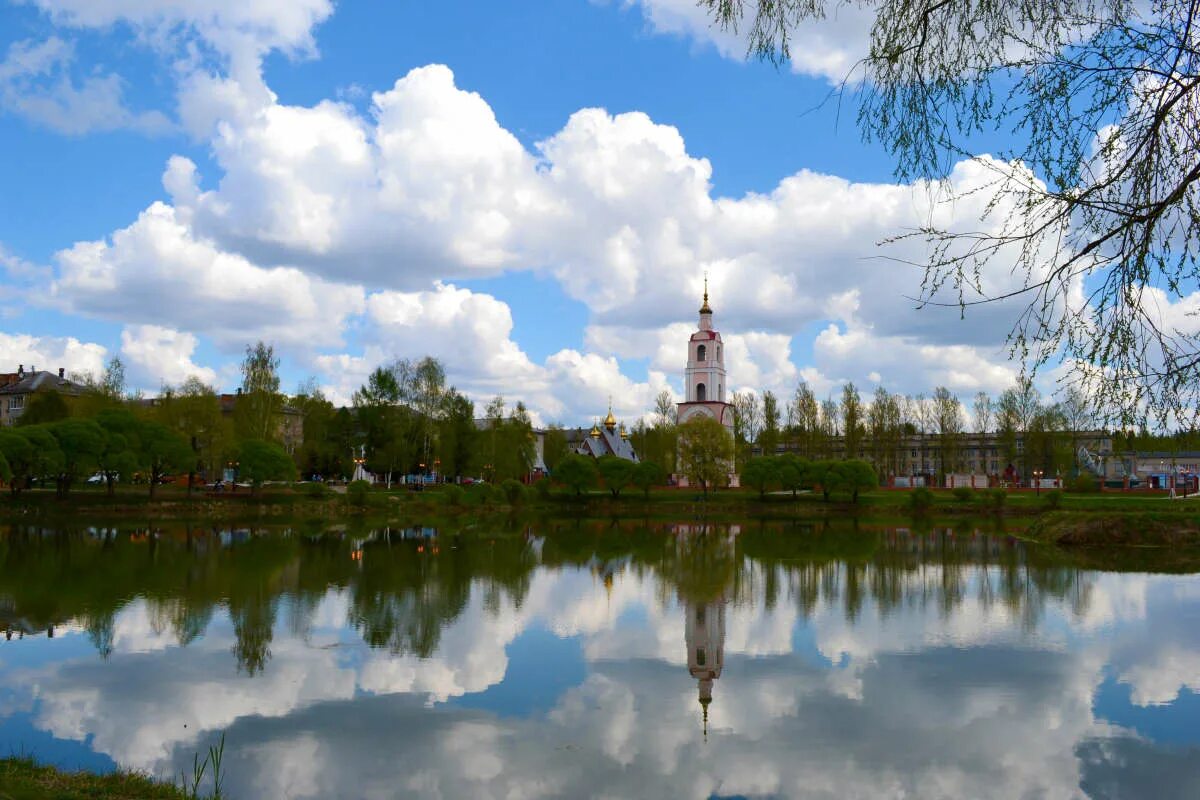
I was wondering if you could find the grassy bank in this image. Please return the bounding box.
[0,757,193,800]
[4,484,1200,543]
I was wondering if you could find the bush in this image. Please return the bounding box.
[533,477,553,500]
[1069,473,1097,493]
[908,487,935,512]
[1043,489,1064,509]
[987,487,1008,510]
[501,479,525,505]
[441,484,465,506]
[465,483,491,506]
[951,486,975,503]
[303,481,329,499]
[346,479,372,506]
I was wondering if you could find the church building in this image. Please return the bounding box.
[676,280,739,487]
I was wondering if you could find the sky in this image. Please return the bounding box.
[0,0,1087,424]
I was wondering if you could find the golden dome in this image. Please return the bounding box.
[619,422,629,439]
[604,409,617,431]
[590,422,601,438]
[699,273,712,314]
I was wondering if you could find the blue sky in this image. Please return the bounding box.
[0,0,1054,423]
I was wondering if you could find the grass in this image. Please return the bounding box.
[0,736,226,800]
[0,756,192,799]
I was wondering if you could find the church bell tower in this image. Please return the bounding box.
[677,276,735,433]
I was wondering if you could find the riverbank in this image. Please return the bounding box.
[0,756,194,799]
[3,485,1199,545]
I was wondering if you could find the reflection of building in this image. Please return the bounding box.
[685,593,726,739]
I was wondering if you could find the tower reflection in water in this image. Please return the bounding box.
[672,523,735,741]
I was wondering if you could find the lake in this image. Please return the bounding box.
[2,519,1199,798]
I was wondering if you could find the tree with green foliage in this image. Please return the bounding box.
[678,415,735,497]
[8,426,61,493]
[138,420,194,497]
[700,0,1200,425]
[554,453,598,496]
[49,418,105,497]
[542,426,570,473]
[740,456,780,499]
[933,386,964,478]
[17,389,70,426]
[596,455,635,498]
[436,389,476,481]
[354,364,413,486]
[632,461,665,498]
[841,383,863,459]
[0,431,33,494]
[0,449,10,485]
[237,341,282,442]
[157,376,228,488]
[236,439,297,493]
[822,460,879,504]
[94,408,141,496]
[777,454,806,498]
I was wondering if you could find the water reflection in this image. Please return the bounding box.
[2,520,1200,798]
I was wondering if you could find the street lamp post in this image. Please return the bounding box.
[1033,469,1043,496]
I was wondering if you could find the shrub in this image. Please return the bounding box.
[908,487,935,512]
[1043,489,1064,509]
[1069,473,1097,493]
[346,479,372,506]
[303,481,328,499]
[951,486,974,503]
[441,484,465,506]
[465,483,490,506]
[987,487,1008,510]
[533,477,553,500]
[501,478,525,505]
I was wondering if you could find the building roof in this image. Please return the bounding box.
[0,369,84,397]
[573,425,639,462]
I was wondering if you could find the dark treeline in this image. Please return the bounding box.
[1,522,1097,673]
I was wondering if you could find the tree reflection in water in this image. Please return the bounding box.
[0,520,1106,674]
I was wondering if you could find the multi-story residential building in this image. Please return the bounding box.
[0,365,85,427]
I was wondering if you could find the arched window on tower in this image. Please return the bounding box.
[696,383,707,402]
[697,344,707,362]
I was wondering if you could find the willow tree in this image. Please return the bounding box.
[704,0,1200,425]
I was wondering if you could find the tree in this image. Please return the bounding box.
[94,408,141,496]
[49,418,105,497]
[740,456,780,499]
[760,390,781,456]
[790,381,820,458]
[158,376,228,488]
[17,389,69,426]
[138,421,194,497]
[436,389,477,480]
[632,461,665,498]
[542,426,570,473]
[9,426,62,493]
[654,389,678,426]
[0,450,10,485]
[702,0,1200,425]
[822,460,878,504]
[555,453,597,496]
[731,391,760,466]
[597,455,635,498]
[933,387,964,477]
[237,342,282,442]
[777,454,806,497]
[0,431,33,494]
[973,392,994,435]
[678,416,735,497]
[236,440,297,493]
[411,356,447,472]
[354,363,412,486]
[841,383,863,459]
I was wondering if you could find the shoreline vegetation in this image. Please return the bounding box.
[2,483,1198,548]
[0,756,208,800]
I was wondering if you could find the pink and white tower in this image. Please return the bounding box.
[676,277,735,435]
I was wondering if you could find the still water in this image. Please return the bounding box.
[2,520,1199,799]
